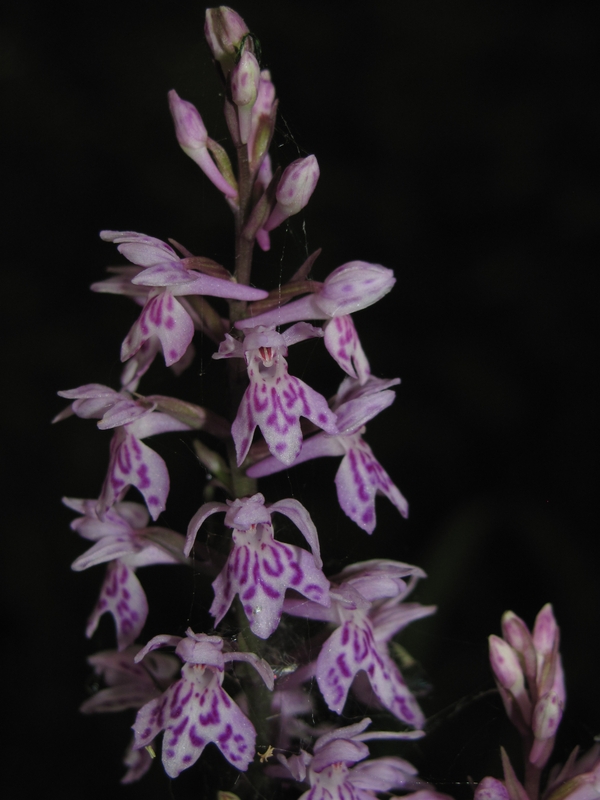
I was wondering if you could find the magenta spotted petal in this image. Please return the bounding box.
[121,288,195,367]
[211,524,330,639]
[98,426,171,520]
[316,615,425,727]
[86,561,148,650]
[186,494,330,638]
[323,314,370,384]
[248,376,407,534]
[57,385,190,520]
[98,230,268,367]
[134,663,255,776]
[335,434,408,534]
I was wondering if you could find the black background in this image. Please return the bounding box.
[2,0,599,797]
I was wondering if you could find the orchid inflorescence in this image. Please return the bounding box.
[58,6,597,799]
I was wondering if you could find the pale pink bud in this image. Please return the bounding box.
[230,50,260,143]
[501,610,537,685]
[489,635,525,693]
[168,90,237,199]
[533,603,559,659]
[264,155,320,231]
[489,634,531,726]
[204,6,249,77]
[248,70,276,164]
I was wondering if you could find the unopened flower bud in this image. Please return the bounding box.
[264,155,320,231]
[230,50,260,143]
[530,690,564,767]
[168,90,237,199]
[248,70,277,169]
[489,635,525,693]
[489,634,531,727]
[532,690,563,742]
[501,610,537,686]
[533,603,559,659]
[204,6,249,78]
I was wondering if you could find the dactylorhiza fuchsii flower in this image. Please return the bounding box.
[185,493,330,639]
[93,231,268,367]
[80,646,180,783]
[488,604,566,770]
[237,261,396,384]
[213,322,338,466]
[248,375,408,534]
[275,717,432,800]
[64,497,186,650]
[284,559,435,728]
[55,384,191,519]
[132,629,275,777]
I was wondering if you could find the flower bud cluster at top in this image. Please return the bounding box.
[55,6,593,799]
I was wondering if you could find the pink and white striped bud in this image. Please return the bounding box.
[264,155,320,231]
[230,50,260,144]
[204,6,249,78]
[530,689,564,768]
[168,90,237,199]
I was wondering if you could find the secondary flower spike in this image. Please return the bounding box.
[132,629,274,777]
[186,493,330,639]
[248,375,408,533]
[213,323,338,465]
[95,231,268,367]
